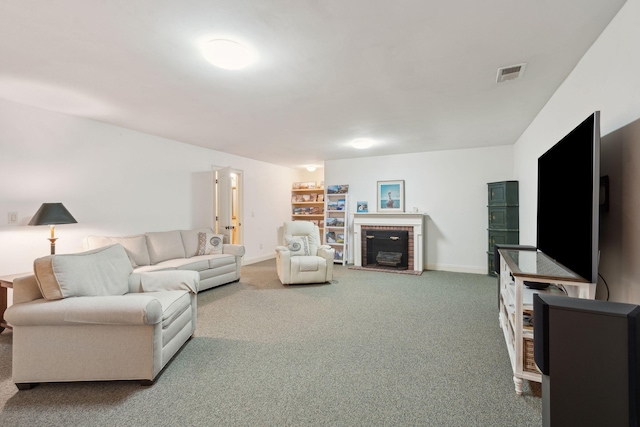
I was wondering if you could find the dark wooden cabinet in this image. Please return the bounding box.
[487,181,519,275]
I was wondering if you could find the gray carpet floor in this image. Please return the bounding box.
[0,260,542,426]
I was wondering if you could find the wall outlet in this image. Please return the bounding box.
[8,211,18,224]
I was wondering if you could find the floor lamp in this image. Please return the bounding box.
[28,203,77,255]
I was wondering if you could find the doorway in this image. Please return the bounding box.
[212,166,243,245]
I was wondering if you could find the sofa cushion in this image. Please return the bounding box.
[133,264,176,273]
[86,234,151,267]
[128,271,199,294]
[146,230,186,265]
[197,232,224,255]
[138,257,211,272]
[175,256,211,272]
[180,228,214,258]
[285,235,310,257]
[34,244,133,301]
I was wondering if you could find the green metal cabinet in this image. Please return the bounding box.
[487,181,519,275]
[488,181,519,206]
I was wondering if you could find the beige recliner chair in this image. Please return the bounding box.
[275,221,335,285]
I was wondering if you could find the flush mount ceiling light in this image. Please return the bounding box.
[306,166,317,172]
[351,138,373,149]
[202,39,257,70]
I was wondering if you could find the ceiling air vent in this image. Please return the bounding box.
[496,63,527,83]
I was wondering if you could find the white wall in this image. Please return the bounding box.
[513,0,640,302]
[0,98,298,275]
[325,145,514,273]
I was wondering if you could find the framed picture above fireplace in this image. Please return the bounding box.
[377,180,404,212]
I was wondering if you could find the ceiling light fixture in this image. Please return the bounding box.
[202,39,257,70]
[351,138,373,149]
[306,166,317,172]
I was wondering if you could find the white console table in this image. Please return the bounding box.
[497,248,596,395]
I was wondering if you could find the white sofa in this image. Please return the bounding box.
[85,228,245,292]
[5,244,199,389]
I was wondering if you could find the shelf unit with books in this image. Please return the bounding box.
[291,182,325,235]
[324,185,349,265]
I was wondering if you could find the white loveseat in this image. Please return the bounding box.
[5,244,198,389]
[85,228,244,292]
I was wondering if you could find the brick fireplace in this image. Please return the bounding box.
[353,213,425,272]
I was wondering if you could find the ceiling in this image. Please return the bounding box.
[0,0,627,169]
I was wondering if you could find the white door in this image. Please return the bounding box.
[213,166,243,244]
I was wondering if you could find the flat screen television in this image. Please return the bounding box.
[537,111,600,283]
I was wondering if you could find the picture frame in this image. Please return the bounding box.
[377,180,404,212]
[357,201,368,213]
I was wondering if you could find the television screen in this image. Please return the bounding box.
[537,112,600,283]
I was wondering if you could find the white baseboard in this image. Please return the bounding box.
[241,256,486,274]
[242,253,275,265]
[426,263,487,275]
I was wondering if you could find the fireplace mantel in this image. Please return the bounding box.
[353,212,425,272]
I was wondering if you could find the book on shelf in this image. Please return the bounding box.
[294,181,316,190]
[327,201,338,210]
[326,231,337,243]
[326,217,345,227]
[336,233,344,243]
[337,199,345,210]
[326,184,349,194]
[334,250,343,260]
[293,207,323,215]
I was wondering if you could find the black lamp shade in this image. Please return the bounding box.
[28,203,77,226]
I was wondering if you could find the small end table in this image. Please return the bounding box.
[0,273,30,333]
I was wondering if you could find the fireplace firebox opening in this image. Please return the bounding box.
[363,229,409,270]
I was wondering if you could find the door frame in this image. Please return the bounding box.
[212,165,244,245]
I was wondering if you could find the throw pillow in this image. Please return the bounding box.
[285,236,310,257]
[197,232,224,255]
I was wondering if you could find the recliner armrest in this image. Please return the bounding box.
[223,244,245,257]
[317,246,335,261]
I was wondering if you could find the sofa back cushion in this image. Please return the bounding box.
[180,228,214,258]
[145,230,186,265]
[85,234,151,267]
[34,244,133,300]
